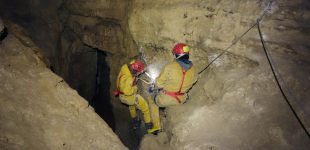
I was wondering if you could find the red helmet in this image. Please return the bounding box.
[172,43,190,55]
[130,60,145,73]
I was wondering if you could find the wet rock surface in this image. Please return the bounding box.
[129,0,310,149]
[0,23,127,149]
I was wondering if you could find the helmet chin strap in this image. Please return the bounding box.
[175,54,185,59]
[128,65,136,74]
[135,71,143,76]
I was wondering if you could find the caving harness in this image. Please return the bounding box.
[113,73,125,96]
[162,68,187,104]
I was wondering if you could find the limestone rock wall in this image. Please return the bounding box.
[0,0,145,148]
[129,0,310,149]
[58,1,141,148]
[0,0,138,101]
[0,0,63,68]
[0,22,127,150]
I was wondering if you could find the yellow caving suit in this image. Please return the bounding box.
[117,64,151,124]
[150,60,198,131]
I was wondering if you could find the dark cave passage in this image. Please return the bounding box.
[63,46,116,131]
[92,50,115,131]
[0,0,134,146]
[92,50,141,149]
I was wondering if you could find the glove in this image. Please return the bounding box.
[148,83,155,93]
[148,86,154,93]
[145,122,153,130]
[131,117,140,130]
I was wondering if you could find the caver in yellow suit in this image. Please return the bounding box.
[115,60,152,129]
[148,43,198,134]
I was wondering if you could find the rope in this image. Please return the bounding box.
[257,20,310,139]
[198,1,273,75]
[196,0,310,138]
[268,60,307,116]
[198,21,257,74]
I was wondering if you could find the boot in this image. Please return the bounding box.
[147,127,161,135]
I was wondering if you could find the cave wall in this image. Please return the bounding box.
[58,1,141,148]
[0,0,137,100]
[1,0,310,149]
[128,0,310,149]
[0,0,140,148]
[0,0,63,67]
[0,21,126,150]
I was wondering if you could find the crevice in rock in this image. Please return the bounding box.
[92,50,116,131]
[55,28,117,130]
[55,2,139,148]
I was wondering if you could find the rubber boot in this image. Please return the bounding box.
[148,103,161,135]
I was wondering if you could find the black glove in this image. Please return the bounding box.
[148,83,155,93]
[145,122,153,130]
[131,117,140,130]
